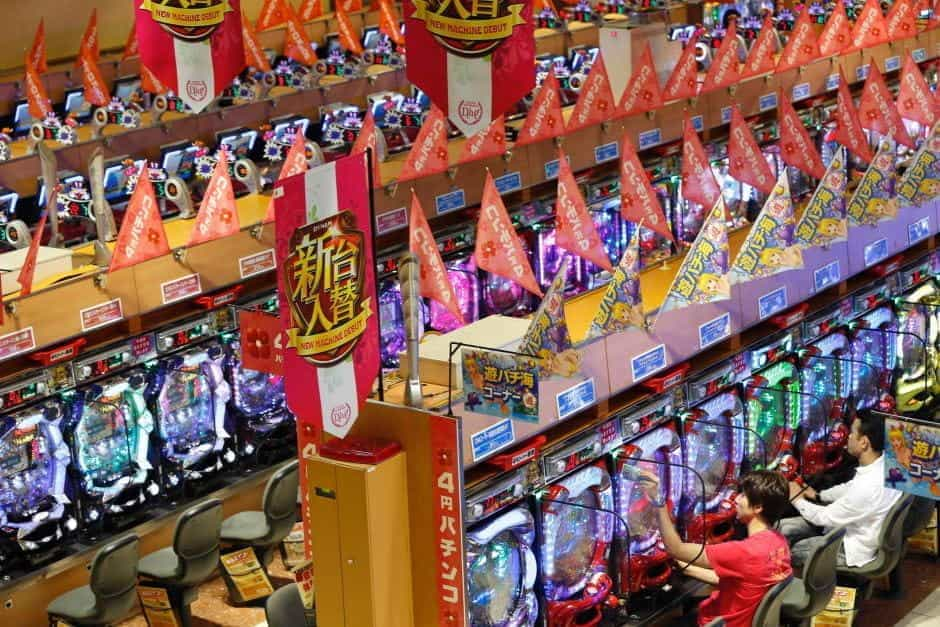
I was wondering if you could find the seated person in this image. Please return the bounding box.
[782,409,902,569]
[639,470,792,627]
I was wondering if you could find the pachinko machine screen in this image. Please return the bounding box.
[428,254,479,334]
[466,506,538,627]
[799,332,852,476]
[895,281,940,414]
[377,274,426,369]
[613,425,683,595]
[850,306,898,411]
[680,392,745,545]
[540,461,614,625]
[743,360,801,475]
[535,220,586,296]
[0,403,73,566]
[483,233,536,317]
[583,196,623,289]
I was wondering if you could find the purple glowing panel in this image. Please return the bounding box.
[429,256,479,333]
[536,229,584,295]
[801,332,851,447]
[682,392,745,518]
[484,239,535,316]
[230,347,286,418]
[379,279,407,368]
[583,203,622,289]
[850,306,898,409]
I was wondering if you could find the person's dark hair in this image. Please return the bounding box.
[855,409,886,454]
[738,470,789,525]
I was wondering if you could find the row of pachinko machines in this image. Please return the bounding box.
[0,291,293,579]
[462,250,940,627]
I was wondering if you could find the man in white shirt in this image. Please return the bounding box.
[779,410,902,568]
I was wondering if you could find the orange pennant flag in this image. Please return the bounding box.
[265,129,309,222]
[29,19,47,74]
[242,11,272,72]
[141,63,167,95]
[897,53,938,128]
[410,191,464,323]
[18,211,47,297]
[335,1,365,56]
[567,53,616,131]
[299,0,324,21]
[109,164,171,273]
[886,0,919,41]
[741,16,779,79]
[475,172,543,298]
[728,106,776,196]
[858,60,916,148]
[283,3,318,65]
[663,32,701,101]
[515,72,566,146]
[834,68,875,164]
[188,151,241,246]
[619,133,674,241]
[341,0,363,9]
[459,116,506,164]
[681,114,722,210]
[818,2,853,57]
[122,18,139,61]
[378,0,405,46]
[776,9,819,73]
[617,43,664,116]
[350,109,384,187]
[778,93,827,179]
[555,149,614,272]
[701,21,742,93]
[24,55,52,119]
[256,0,287,30]
[398,105,450,182]
[849,0,890,52]
[79,52,109,107]
[77,9,99,64]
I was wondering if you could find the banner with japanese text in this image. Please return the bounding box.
[794,147,848,248]
[846,142,898,226]
[883,413,940,499]
[730,174,803,283]
[898,124,940,206]
[462,349,539,422]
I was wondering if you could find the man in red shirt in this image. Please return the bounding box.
[639,470,793,627]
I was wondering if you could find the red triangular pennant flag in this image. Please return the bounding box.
[398,106,451,182]
[476,172,542,297]
[681,114,722,210]
[728,106,776,195]
[79,52,109,107]
[619,133,674,241]
[24,55,52,119]
[378,0,405,46]
[567,53,616,131]
[459,116,506,164]
[701,22,742,92]
[897,53,938,128]
[18,211,47,297]
[858,60,916,148]
[663,33,701,101]
[617,43,664,116]
[350,109,384,187]
[29,19,47,74]
[122,18,139,61]
[410,192,464,323]
[931,0,940,30]
[299,0,324,21]
[335,1,365,56]
[188,151,241,246]
[242,11,272,72]
[818,2,853,57]
[777,9,820,73]
[555,149,614,272]
[141,63,167,95]
[741,16,779,78]
[256,0,287,30]
[886,0,919,41]
[283,3,318,65]
[515,72,566,146]
[76,9,99,65]
[778,93,827,179]
[849,0,890,52]
[265,129,308,222]
[109,164,171,273]
[834,69,875,163]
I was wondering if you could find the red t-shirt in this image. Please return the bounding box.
[698,529,793,627]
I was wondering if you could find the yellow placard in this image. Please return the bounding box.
[292,560,316,610]
[811,586,857,627]
[138,585,180,627]
[220,547,275,601]
[288,299,372,356]
[908,510,939,556]
[411,1,524,42]
[282,522,307,568]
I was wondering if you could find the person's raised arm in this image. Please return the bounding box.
[639,471,712,568]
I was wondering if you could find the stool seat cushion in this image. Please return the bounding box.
[47,585,97,621]
[221,511,269,543]
[780,578,811,617]
[139,547,182,581]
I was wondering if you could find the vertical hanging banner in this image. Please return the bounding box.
[586,228,646,339]
[882,413,940,499]
[834,69,875,164]
[274,152,380,440]
[793,148,849,248]
[898,124,940,206]
[846,142,899,226]
[137,0,246,113]
[405,0,535,137]
[730,174,803,283]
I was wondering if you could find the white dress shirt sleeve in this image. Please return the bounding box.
[792,488,871,529]
[819,481,852,503]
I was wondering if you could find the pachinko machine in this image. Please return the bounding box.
[0,397,75,571]
[427,225,480,334]
[847,289,899,412]
[376,248,427,370]
[583,178,625,290]
[482,204,539,317]
[893,255,940,415]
